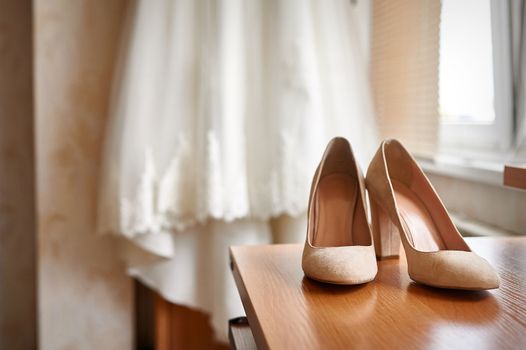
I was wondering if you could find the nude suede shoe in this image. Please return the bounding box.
[366,139,500,290]
[302,137,377,285]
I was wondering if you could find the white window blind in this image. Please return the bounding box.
[371,0,441,157]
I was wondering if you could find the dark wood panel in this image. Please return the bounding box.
[0,0,37,348]
[135,280,155,349]
[135,280,229,350]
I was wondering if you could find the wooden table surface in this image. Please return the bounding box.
[230,237,526,350]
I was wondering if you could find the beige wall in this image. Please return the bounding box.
[0,1,37,348]
[428,173,526,235]
[35,1,133,349]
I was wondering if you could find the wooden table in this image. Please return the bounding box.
[230,237,526,349]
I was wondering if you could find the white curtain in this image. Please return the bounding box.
[98,0,377,341]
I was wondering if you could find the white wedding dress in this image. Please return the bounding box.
[98,0,377,341]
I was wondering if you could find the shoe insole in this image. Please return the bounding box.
[312,174,357,247]
[392,179,446,252]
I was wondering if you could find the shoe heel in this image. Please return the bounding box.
[370,198,400,259]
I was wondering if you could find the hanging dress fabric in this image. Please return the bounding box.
[98,0,377,341]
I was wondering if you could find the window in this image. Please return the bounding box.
[439,0,495,124]
[438,0,514,159]
[370,0,525,161]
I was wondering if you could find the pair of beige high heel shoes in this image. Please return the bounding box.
[302,137,500,290]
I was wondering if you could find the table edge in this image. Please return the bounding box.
[230,246,271,350]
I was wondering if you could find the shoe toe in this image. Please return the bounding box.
[302,245,377,285]
[410,250,500,290]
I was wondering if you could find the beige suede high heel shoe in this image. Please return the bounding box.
[302,137,377,285]
[366,139,499,290]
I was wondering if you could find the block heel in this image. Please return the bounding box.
[370,197,400,259]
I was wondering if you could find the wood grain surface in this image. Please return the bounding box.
[230,237,526,350]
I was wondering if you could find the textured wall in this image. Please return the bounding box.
[0,0,37,348]
[35,1,133,349]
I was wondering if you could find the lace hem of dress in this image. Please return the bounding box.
[98,137,311,238]
[99,193,307,239]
